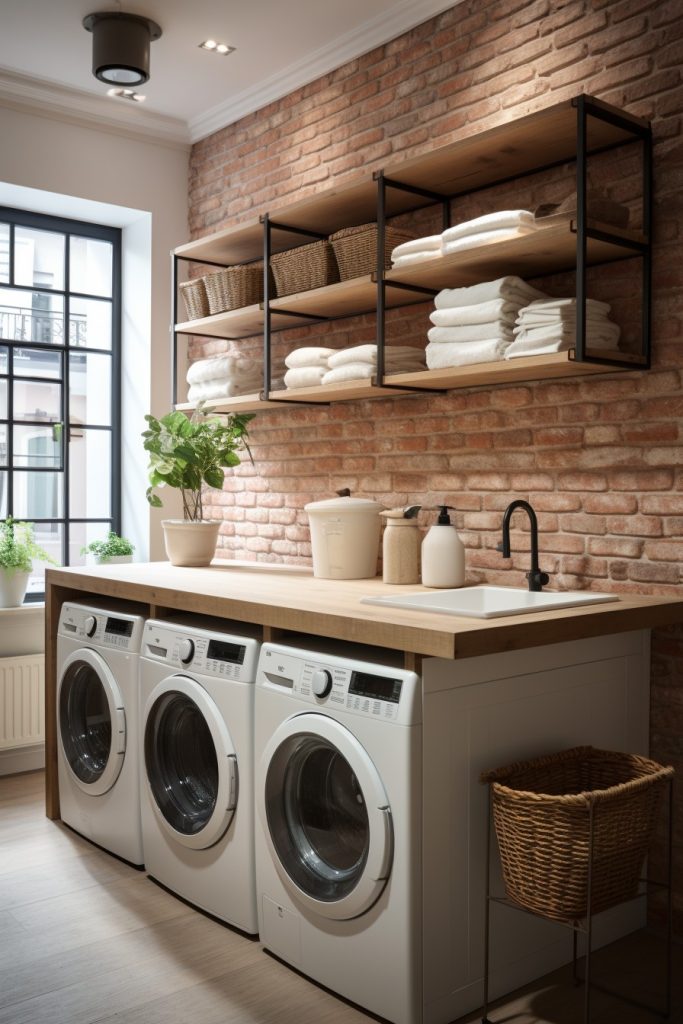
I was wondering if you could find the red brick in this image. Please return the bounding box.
[588,537,645,558]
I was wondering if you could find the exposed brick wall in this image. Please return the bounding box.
[188,0,683,930]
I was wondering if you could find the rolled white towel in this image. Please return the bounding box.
[426,339,509,369]
[391,251,442,268]
[327,344,425,369]
[435,276,547,309]
[428,323,514,344]
[284,366,327,389]
[442,226,538,256]
[187,377,262,402]
[429,299,519,327]
[284,346,336,369]
[391,235,442,260]
[187,354,255,385]
[442,210,536,243]
[322,363,375,385]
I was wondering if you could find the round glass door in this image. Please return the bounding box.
[261,713,393,920]
[143,676,237,851]
[58,648,125,796]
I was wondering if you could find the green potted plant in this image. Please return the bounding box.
[143,405,254,566]
[0,518,56,607]
[82,531,135,565]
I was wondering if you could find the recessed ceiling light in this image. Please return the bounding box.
[107,87,146,102]
[199,39,235,55]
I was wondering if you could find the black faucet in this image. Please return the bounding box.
[500,499,550,592]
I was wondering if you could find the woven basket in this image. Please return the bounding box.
[179,278,209,321]
[204,262,265,314]
[482,746,673,922]
[270,239,339,297]
[330,223,414,281]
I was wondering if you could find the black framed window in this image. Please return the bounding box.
[0,207,121,599]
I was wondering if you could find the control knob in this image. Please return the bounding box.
[178,638,195,664]
[311,668,333,699]
[84,615,97,637]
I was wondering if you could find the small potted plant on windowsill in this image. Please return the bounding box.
[0,518,56,608]
[82,531,135,565]
[143,404,254,567]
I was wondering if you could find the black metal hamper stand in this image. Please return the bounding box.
[479,746,674,1024]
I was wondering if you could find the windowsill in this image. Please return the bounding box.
[0,603,45,616]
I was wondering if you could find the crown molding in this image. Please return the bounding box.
[189,0,461,143]
[0,67,190,150]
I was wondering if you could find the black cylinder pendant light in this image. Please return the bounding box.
[83,11,162,87]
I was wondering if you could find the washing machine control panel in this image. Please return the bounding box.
[259,645,421,725]
[58,603,144,651]
[142,620,260,683]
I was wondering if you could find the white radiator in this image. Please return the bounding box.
[0,654,45,749]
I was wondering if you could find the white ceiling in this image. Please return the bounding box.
[0,0,458,145]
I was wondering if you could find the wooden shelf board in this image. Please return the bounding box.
[175,304,304,339]
[175,392,282,414]
[265,379,415,403]
[386,352,626,390]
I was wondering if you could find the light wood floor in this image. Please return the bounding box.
[1,771,680,1024]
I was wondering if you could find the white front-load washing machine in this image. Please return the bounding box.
[139,619,260,934]
[56,602,146,866]
[254,641,422,1024]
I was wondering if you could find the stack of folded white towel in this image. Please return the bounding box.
[283,347,336,389]
[186,354,262,401]
[505,298,621,359]
[322,344,426,384]
[391,210,542,268]
[426,276,547,369]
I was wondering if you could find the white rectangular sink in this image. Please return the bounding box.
[361,585,618,619]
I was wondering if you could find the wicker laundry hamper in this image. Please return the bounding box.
[330,223,414,281]
[481,746,673,922]
[270,239,338,296]
[204,262,265,314]
[179,277,209,321]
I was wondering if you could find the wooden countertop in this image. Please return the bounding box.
[46,561,683,659]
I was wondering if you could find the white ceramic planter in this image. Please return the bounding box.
[0,569,30,608]
[94,554,133,565]
[161,519,220,567]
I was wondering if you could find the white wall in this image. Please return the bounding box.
[0,102,189,559]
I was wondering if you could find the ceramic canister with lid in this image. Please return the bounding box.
[305,490,385,579]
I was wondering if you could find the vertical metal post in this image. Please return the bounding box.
[572,929,579,986]
[665,778,673,1018]
[584,799,595,1024]
[376,172,387,384]
[263,214,272,401]
[575,96,588,364]
[481,788,493,1024]
[171,252,179,408]
[641,126,653,369]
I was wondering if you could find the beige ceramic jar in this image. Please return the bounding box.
[380,507,421,584]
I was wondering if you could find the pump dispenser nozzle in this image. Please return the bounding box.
[436,505,455,525]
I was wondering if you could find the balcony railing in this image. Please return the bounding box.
[0,306,87,346]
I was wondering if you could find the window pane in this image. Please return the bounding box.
[0,288,64,345]
[13,425,61,469]
[70,237,112,298]
[13,347,62,380]
[70,352,111,426]
[15,226,65,291]
[13,471,64,518]
[70,297,112,350]
[0,346,7,372]
[69,428,111,518]
[0,425,6,465]
[13,378,61,422]
[26,523,63,598]
[0,472,6,517]
[0,225,8,284]
[0,380,6,419]
[69,521,113,565]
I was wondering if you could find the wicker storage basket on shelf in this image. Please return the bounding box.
[329,223,414,281]
[270,239,338,297]
[204,262,265,314]
[481,746,673,922]
[179,277,209,321]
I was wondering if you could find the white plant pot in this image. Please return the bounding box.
[94,554,133,565]
[0,569,30,608]
[161,520,221,567]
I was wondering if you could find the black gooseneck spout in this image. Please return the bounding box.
[500,499,550,592]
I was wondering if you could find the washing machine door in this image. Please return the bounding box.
[143,675,237,851]
[261,713,393,921]
[58,648,126,797]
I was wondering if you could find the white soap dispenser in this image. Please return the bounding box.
[421,505,465,588]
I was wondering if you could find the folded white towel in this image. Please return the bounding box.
[442,226,538,256]
[513,321,621,345]
[322,358,426,385]
[426,339,509,369]
[187,377,262,401]
[442,210,536,244]
[327,344,425,369]
[434,276,547,310]
[187,354,255,385]
[284,346,336,369]
[427,323,514,344]
[391,251,442,268]
[284,366,327,389]
[505,332,619,358]
[391,235,442,260]
[519,297,612,319]
[429,299,519,327]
